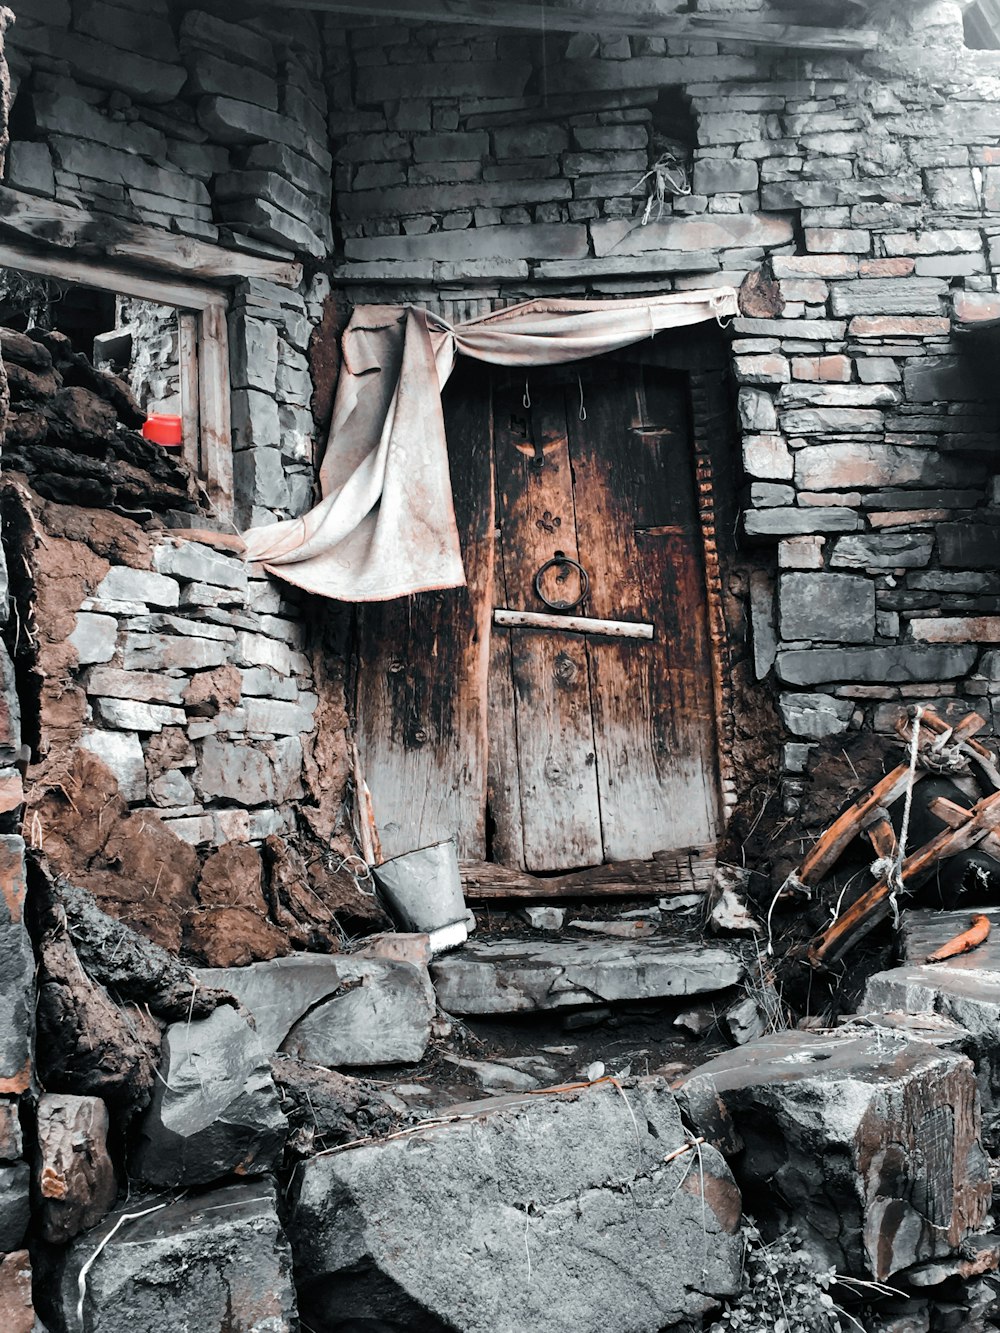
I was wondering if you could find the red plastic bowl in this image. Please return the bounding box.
[142,414,183,447]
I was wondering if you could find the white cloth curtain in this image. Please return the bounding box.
[242,290,739,601]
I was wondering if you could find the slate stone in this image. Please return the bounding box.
[430,937,743,1015]
[794,443,976,492]
[904,354,1000,403]
[41,1180,297,1333]
[779,572,875,643]
[776,644,976,686]
[199,954,436,1067]
[152,540,249,592]
[132,1005,287,1187]
[0,642,21,762]
[938,523,1000,570]
[779,692,855,739]
[37,1093,117,1243]
[290,1077,741,1333]
[744,508,859,538]
[831,533,934,569]
[0,1162,30,1251]
[0,837,32,1094]
[95,567,178,609]
[676,1030,990,1281]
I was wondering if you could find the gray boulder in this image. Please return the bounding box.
[676,1029,990,1281]
[430,936,743,1014]
[40,1178,297,1333]
[132,1005,286,1187]
[0,1161,30,1251]
[199,953,436,1066]
[289,1076,741,1333]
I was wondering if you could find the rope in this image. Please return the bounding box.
[887,705,923,926]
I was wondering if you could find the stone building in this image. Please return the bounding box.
[1,0,1000,1329]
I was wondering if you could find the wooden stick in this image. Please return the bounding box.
[808,791,1000,969]
[493,608,653,639]
[798,763,922,887]
[864,811,897,865]
[926,914,991,964]
[929,796,1000,859]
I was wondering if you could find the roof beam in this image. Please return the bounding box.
[294,0,879,51]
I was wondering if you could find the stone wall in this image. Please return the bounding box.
[2,0,336,527]
[325,0,1000,818]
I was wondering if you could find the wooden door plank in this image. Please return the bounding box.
[493,374,602,872]
[569,362,719,859]
[355,361,494,861]
[486,532,526,869]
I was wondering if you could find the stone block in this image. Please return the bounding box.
[830,533,935,569]
[69,611,117,665]
[850,316,951,337]
[742,433,792,480]
[0,1250,35,1333]
[779,692,855,739]
[78,730,146,803]
[74,0,179,60]
[228,315,278,394]
[733,317,847,340]
[123,635,228,672]
[95,566,179,608]
[5,140,55,196]
[0,643,18,764]
[233,448,290,511]
[938,523,999,570]
[431,937,742,1015]
[911,617,1000,644]
[830,279,948,317]
[0,1163,30,1251]
[186,49,278,109]
[243,697,316,736]
[794,443,973,491]
[37,1093,117,1243]
[780,572,875,643]
[94,699,186,733]
[290,1077,740,1333]
[83,667,185,705]
[675,1031,989,1281]
[780,406,884,434]
[779,383,900,409]
[693,158,759,195]
[884,230,982,256]
[133,1005,286,1188]
[592,212,793,257]
[779,536,825,569]
[33,30,185,102]
[738,387,777,432]
[221,197,326,259]
[776,645,977,687]
[0,838,32,1095]
[195,736,302,806]
[345,221,587,262]
[905,356,1000,404]
[804,227,871,253]
[42,1180,297,1332]
[152,540,249,592]
[200,953,435,1067]
[734,355,789,385]
[744,509,859,538]
[360,59,533,102]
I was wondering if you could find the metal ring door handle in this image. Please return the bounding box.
[533,554,590,611]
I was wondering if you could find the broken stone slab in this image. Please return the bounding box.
[675,1029,990,1281]
[37,1093,117,1243]
[290,1076,741,1333]
[39,1179,297,1333]
[0,836,33,1094]
[131,1004,287,1187]
[78,730,146,803]
[0,1251,37,1333]
[198,953,436,1066]
[570,918,658,938]
[441,1053,541,1093]
[430,936,743,1015]
[518,905,566,931]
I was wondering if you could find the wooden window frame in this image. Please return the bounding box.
[0,239,235,519]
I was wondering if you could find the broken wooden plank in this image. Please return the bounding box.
[0,240,226,312]
[461,846,716,900]
[928,795,1000,859]
[197,305,234,522]
[292,0,878,51]
[809,791,1000,969]
[0,187,301,288]
[798,763,923,887]
[178,312,201,475]
[493,608,653,639]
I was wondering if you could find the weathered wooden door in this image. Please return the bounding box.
[355,352,721,871]
[488,355,720,872]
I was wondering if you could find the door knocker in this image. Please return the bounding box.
[533,552,590,611]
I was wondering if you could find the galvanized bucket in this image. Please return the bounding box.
[372,839,467,935]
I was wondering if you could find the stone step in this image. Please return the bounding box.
[430,935,744,1015]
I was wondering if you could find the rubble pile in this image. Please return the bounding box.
[0,326,199,515]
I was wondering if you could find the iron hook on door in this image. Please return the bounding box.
[533,551,590,611]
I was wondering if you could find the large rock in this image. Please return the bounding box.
[132,1005,286,1187]
[290,1077,741,1333]
[40,1179,297,1333]
[430,936,743,1015]
[0,837,33,1094]
[676,1030,990,1281]
[199,953,436,1066]
[37,1093,117,1243]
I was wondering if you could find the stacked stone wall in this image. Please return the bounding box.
[2,0,338,527]
[326,2,1000,814]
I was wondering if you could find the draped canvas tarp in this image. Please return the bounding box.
[242,289,739,602]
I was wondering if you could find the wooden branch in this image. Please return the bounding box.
[297,0,878,51]
[0,187,301,289]
[493,609,653,639]
[798,763,923,888]
[461,846,716,900]
[808,791,1000,969]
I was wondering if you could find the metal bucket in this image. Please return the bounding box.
[373,839,467,935]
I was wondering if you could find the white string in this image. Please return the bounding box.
[523,376,531,409]
[577,372,587,421]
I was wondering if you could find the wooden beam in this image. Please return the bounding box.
[0,240,226,312]
[0,187,302,289]
[461,846,716,900]
[304,0,878,51]
[178,312,202,475]
[197,305,234,523]
[493,609,654,639]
